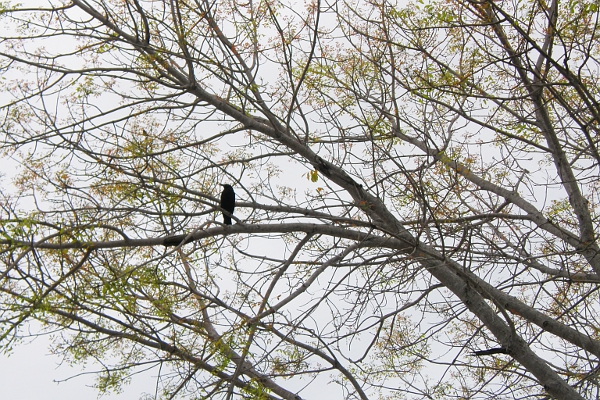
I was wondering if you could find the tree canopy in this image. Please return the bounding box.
[1,0,600,398]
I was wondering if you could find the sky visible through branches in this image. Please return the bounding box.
[1,0,600,399]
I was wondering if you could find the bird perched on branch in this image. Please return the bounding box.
[220,184,235,225]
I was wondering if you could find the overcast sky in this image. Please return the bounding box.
[0,336,157,399]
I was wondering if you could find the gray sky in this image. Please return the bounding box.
[0,337,156,399]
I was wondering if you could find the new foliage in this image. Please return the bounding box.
[0,0,599,399]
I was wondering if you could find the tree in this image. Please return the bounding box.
[1,0,599,398]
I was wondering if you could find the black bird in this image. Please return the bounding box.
[220,184,235,225]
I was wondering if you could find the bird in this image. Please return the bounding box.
[219,184,235,225]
